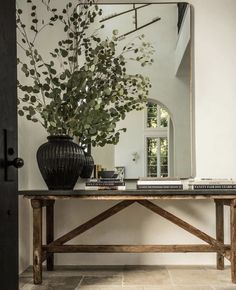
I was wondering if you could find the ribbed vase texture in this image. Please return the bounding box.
[80,152,94,178]
[37,136,85,190]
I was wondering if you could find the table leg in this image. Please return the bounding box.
[31,200,43,285]
[215,200,224,270]
[46,200,55,271]
[231,199,236,283]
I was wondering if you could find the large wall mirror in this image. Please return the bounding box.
[91,3,193,179]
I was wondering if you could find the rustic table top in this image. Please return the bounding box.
[20,189,236,200]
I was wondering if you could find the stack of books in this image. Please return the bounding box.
[189,178,236,190]
[85,178,126,190]
[137,177,187,190]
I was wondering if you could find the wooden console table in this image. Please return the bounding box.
[21,189,236,284]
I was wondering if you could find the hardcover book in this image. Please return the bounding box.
[85,185,126,190]
[191,184,236,190]
[137,184,183,190]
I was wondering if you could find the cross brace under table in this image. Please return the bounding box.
[22,191,236,285]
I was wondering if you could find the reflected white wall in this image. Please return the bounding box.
[92,4,191,178]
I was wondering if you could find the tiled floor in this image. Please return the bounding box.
[19,265,236,290]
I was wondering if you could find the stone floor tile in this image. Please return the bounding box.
[204,267,234,287]
[80,275,122,286]
[168,267,214,286]
[19,266,236,289]
[167,265,206,270]
[19,277,33,289]
[121,287,144,290]
[123,265,172,286]
[72,267,124,276]
[214,287,236,290]
[20,268,34,278]
[21,266,124,278]
[143,287,173,290]
[144,287,212,290]
[77,287,143,290]
[21,276,82,290]
[214,286,236,290]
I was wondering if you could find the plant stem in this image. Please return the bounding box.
[17,41,27,52]
[32,22,51,44]
[17,10,46,105]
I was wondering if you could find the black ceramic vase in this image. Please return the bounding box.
[80,151,94,178]
[37,135,85,190]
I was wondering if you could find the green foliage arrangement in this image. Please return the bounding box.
[17,0,154,146]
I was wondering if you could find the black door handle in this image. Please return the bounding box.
[7,158,24,169]
[3,129,24,181]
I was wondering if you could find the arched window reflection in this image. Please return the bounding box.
[145,102,169,177]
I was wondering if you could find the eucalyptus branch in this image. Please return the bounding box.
[16,23,26,39]
[72,4,93,73]
[17,0,153,144]
[42,61,55,89]
[32,22,51,44]
[17,10,46,104]
[40,0,75,33]
[57,53,66,71]
[17,41,27,52]
[17,59,40,83]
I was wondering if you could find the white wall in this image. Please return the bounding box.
[91,145,115,171]
[175,5,191,75]
[18,0,236,268]
[115,110,145,178]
